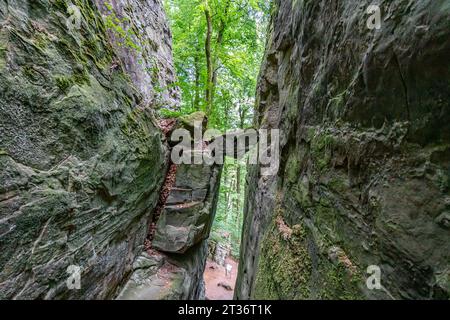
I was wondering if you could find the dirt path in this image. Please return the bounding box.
[204,258,238,300]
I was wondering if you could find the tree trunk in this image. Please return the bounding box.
[204,2,213,117]
[211,0,231,107]
[236,101,246,225]
[236,164,241,194]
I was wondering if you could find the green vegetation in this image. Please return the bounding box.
[253,199,364,300]
[163,0,270,257]
[310,131,336,171]
[210,157,248,258]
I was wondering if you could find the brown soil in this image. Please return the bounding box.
[204,258,238,300]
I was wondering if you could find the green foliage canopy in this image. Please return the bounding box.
[163,0,270,130]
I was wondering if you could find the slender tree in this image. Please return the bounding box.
[204,0,213,116]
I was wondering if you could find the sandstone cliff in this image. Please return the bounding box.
[236,0,450,300]
[2,0,449,301]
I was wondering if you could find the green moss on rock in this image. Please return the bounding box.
[253,204,312,299]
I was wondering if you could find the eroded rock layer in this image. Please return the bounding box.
[0,0,173,299]
[118,161,222,300]
[236,0,450,300]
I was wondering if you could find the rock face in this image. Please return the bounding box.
[116,114,223,301]
[236,0,450,300]
[0,0,174,299]
[153,163,222,254]
[213,243,230,267]
[119,161,222,300]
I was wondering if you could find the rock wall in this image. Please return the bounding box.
[94,0,180,109]
[236,0,450,300]
[118,159,222,300]
[0,0,174,299]
[153,162,222,255]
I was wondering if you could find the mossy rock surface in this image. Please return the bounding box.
[0,0,173,299]
[236,0,450,300]
[178,111,208,134]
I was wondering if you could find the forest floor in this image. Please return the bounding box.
[204,258,238,300]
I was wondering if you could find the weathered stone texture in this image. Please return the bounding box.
[0,0,173,299]
[94,0,180,109]
[153,162,222,254]
[236,0,450,300]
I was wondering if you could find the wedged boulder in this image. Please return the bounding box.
[153,163,222,254]
[119,135,222,300]
[175,164,214,190]
[236,0,450,300]
[153,202,205,253]
[166,188,208,205]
